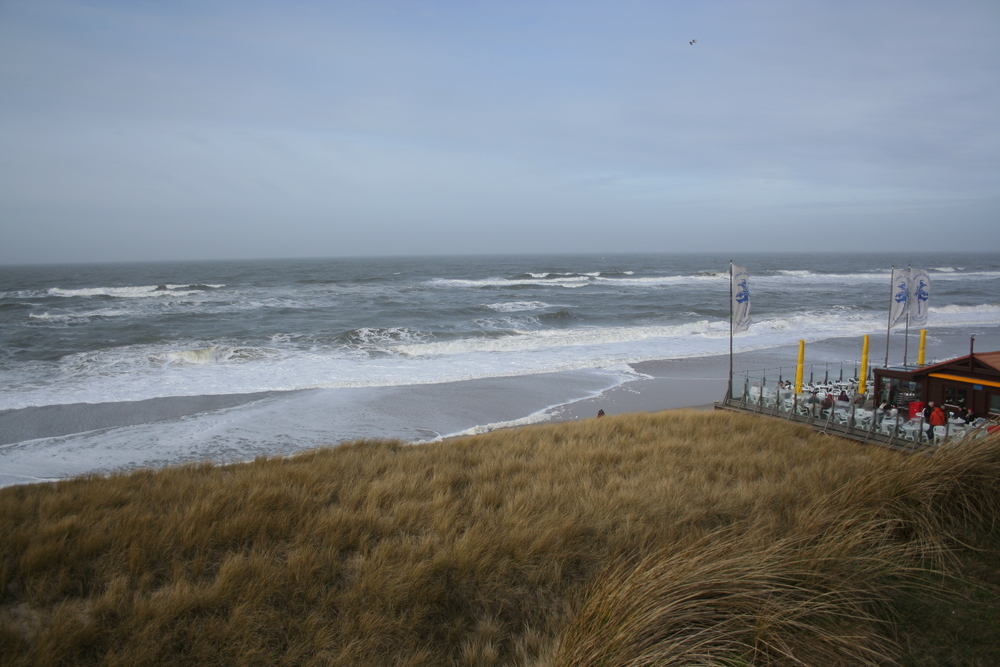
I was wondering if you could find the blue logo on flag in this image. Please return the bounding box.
[894,280,908,303]
[735,278,750,304]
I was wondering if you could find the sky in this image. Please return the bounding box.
[1,1,998,264]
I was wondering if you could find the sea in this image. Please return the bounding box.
[2,252,999,487]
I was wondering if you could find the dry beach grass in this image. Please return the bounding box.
[2,409,1000,665]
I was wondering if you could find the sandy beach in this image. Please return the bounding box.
[3,326,1000,489]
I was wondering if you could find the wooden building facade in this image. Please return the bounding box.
[873,350,1000,418]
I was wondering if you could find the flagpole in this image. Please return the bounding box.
[884,265,894,368]
[728,260,733,402]
[903,265,911,367]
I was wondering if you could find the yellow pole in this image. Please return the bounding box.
[858,335,869,395]
[794,339,805,393]
[918,329,926,366]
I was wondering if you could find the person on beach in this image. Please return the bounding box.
[597,409,605,418]
[929,405,947,428]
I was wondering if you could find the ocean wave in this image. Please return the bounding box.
[430,273,726,290]
[342,327,427,348]
[395,320,727,357]
[929,303,1000,317]
[27,309,128,325]
[470,316,541,332]
[538,309,575,324]
[430,269,996,291]
[483,301,550,312]
[436,407,555,440]
[756,269,1000,285]
[756,271,890,284]
[431,276,595,289]
[158,346,276,365]
[2,307,998,412]
[45,284,223,299]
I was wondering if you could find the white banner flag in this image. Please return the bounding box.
[732,265,751,334]
[888,268,909,328]
[908,268,930,326]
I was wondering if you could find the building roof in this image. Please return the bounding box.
[913,350,1000,377]
[976,351,1000,372]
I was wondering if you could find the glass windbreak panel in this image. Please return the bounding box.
[943,386,968,408]
[990,393,1000,415]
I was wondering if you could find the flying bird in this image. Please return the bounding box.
[689,39,696,45]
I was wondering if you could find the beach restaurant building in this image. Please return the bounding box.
[874,350,1000,419]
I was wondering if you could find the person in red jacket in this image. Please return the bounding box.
[929,406,947,427]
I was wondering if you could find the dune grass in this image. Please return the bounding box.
[1,409,999,665]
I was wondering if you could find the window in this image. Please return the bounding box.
[990,394,1000,415]
[879,377,899,406]
[898,381,923,407]
[944,385,968,408]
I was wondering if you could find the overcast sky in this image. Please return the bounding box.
[1,1,998,264]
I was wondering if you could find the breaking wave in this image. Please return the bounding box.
[45,284,223,298]
[483,301,550,312]
[159,346,276,364]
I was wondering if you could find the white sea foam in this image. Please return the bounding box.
[429,276,595,288]
[430,273,727,290]
[424,268,1000,292]
[758,270,1000,285]
[45,284,223,299]
[438,407,556,439]
[159,346,277,365]
[350,327,426,346]
[27,308,129,324]
[27,312,87,325]
[929,303,1000,318]
[4,299,998,412]
[483,301,550,312]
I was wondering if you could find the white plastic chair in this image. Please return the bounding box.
[933,425,948,446]
[900,422,921,442]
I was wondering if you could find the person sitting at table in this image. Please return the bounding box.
[929,405,947,427]
[805,392,821,417]
[837,390,849,403]
[963,407,976,424]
